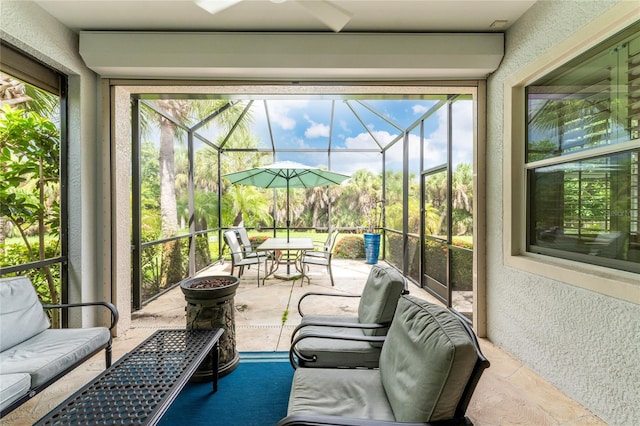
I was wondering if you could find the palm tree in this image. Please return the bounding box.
[452,163,473,235]
[339,169,380,231]
[139,99,249,287]
[304,185,328,228]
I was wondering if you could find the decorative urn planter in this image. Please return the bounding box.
[180,275,240,380]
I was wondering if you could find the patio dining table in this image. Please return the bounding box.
[256,237,314,282]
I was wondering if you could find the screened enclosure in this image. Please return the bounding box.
[129,88,479,322]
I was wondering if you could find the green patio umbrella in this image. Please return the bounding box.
[224,161,350,242]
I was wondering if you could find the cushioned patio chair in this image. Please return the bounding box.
[278,295,490,426]
[289,264,407,368]
[224,230,266,286]
[300,230,339,286]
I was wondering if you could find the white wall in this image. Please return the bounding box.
[0,1,107,326]
[486,1,640,424]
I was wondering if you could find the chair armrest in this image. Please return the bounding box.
[42,301,119,331]
[291,320,389,342]
[297,292,361,317]
[276,414,438,426]
[289,332,386,368]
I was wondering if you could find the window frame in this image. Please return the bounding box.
[503,5,640,305]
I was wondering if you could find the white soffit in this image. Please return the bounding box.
[79,32,504,80]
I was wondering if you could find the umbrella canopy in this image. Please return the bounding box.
[224,161,349,189]
[224,161,350,241]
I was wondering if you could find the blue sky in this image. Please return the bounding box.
[195,97,474,177]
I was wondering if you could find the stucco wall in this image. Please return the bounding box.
[0,2,105,325]
[486,1,640,424]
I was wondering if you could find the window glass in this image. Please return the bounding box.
[527,26,639,162]
[526,24,640,273]
[530,150,639,271]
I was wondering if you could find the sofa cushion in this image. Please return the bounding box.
[0,373,31,412]
[287,368,394,421]
[0,328,110,387]
[0,277,50,352]
[379,295,476,422]
[357,265,405,338]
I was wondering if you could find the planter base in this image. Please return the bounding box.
[180,275,240,380]
[190,351,239,381]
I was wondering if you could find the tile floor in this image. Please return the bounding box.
[2,259,605,425]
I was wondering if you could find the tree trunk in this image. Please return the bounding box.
[0,217,7,257]
[233,210,243,227]
[159,119,179,237]
[159,118,182,288]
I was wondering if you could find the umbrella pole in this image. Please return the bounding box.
[275,178,300,280]
[286,179,291,274]
[286,179,290,243]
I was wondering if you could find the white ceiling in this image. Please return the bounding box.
[34,0,537,33]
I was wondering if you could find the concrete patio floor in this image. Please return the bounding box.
[3,259,605,425]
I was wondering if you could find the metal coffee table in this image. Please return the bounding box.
[34,328,224,426]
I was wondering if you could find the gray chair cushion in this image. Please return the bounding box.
[358,265,405,337]
[294,323,382,368]
[287,368,395,421]
[0,373,31,412]
[299,314,358,326]
[0,327,110,387]
[0,277,50,352]
[380,295,477,422]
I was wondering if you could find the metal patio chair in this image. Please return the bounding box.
[223,230,267,286]
[300,230,339,286]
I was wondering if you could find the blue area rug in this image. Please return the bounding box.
[159,352,293,426]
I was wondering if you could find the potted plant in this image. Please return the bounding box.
[363,198,384,264]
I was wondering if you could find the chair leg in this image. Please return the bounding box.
[328,264,334,286]
[301,264,311,287]
[105,341,112,368]
[262,259,268,287]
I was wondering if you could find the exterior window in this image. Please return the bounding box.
[0,42,67,315]
[526,24,639,273]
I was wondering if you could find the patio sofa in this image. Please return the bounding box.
[0,276,118,417]
[278,295,489,426]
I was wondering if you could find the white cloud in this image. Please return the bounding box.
[268,100,310,130]
[412,104,429,115]
[422,102,473,167]
[330,151,382,177]
[344,130,397,150]
[305,119,330,138]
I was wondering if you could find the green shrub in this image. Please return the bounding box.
[249,235,270,248]
[334,235,364,259]
[1,241,60,304]
[451,245,473,291]
[452,237,473,249]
